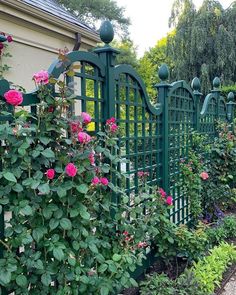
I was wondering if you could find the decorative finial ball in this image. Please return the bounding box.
[228,92,235,101]
[100,20,114,44]
[191,77,201,92]
[158,64,169,81]
[213,77,220,89]
[0,35,7,42]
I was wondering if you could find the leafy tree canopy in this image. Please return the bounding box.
[112,39,139,68]
[168,0,236,93]
[138,35,174,101]
[57,0,130,37]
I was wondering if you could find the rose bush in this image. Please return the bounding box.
[0,65,176,294]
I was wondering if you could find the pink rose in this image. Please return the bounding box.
[110,123,118,133]
[89,152,95,165]
[78,132,91,144]
[33,70,49,85]
[7,35,13,43]
[138,171,144,178]
[200,172,209,180]
[123,231,129,236]
[70,121,81,133]
[159,188,166,198]
[81,112,91,125]
[48,106,54,113]
[45,168,55,180]
[106,117,116,125]
[138,171,149,178]
[92,176,100,185]
[65,163,77,177]
[100,177,109,186]
[137,241,147,248]
[4,89,23,106]
[166,196,173,206]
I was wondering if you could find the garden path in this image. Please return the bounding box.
[221,272,236,295]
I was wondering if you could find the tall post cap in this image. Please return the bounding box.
[158,64,169,82]
[0,35,7,42]
[227,91,235,101]
[100,20,114,44]
[213,77,220,89]
[191,77,201,92]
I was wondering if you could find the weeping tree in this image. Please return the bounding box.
[168,0,236,93]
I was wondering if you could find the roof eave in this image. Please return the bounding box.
[1,0,101,44]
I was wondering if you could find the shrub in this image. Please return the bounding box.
[139,270,204,295]
[206,215,236,245]
[201,122,236,218]
[0,64,178,293]
[140,242,236,295]
[0,68,149,294]
[193,242,236,294]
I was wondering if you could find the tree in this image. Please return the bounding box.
[168,0,236,94]
[112,39,139,68]
[138,36,174,101]
[57,0,130,37]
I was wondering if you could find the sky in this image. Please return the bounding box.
[116,0,234,57]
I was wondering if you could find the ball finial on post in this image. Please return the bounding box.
[191,77,201,92]
[227,92,234,101]
[213,77,220,89]
[100,20,114,44]
[0,34,7,43]
[158,64,169,82]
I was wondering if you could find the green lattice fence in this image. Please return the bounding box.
[0,21,235,287]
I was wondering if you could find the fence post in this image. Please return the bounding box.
[0,34,7,295]
[212,77,221,120]
[226,92,236,131]
[93,21,119,210]
[155,64,170,194]
[191,77,202,132]
[93,21,119,120]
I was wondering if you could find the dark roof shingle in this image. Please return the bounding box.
[21,0,97,34]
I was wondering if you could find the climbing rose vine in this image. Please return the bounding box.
[0,62,174,294]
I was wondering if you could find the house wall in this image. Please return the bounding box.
[0,1,99,93]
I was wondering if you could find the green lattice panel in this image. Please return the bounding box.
[199,98,217,142]
[54,61,105,133]
[114,73,162,199]
[219,98,227,121]
[168,87,195,224]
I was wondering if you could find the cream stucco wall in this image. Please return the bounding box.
[0,0,99,93]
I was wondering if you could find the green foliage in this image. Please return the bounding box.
[179,132,209,223]
[175,223,208,262]
[111,39,139,69]
[168,0,236,93]
[140,242,236,295]
[153,214,208,265]
[0,43,12,78]
[206,215,236,245]
[0,62,179,293]
[0,69,147,294]
[220,84,236,97]
[202,122,236,216]
[139,270,204,295]
[193,242,236,294]
[57,0,130,37]
[138,36,174,101]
